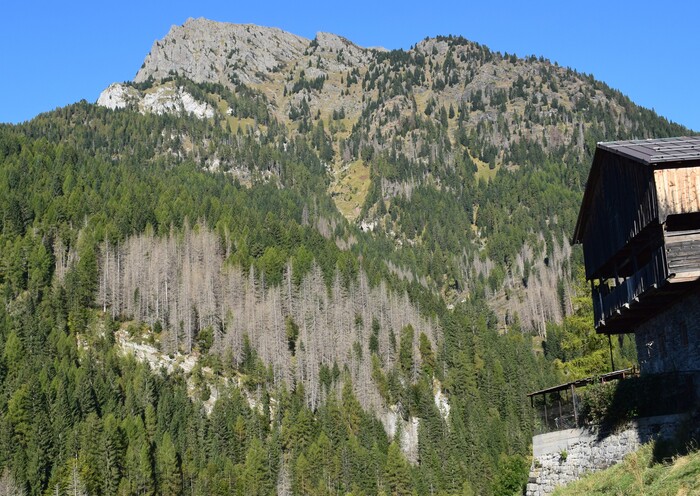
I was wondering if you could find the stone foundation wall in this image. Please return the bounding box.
[526,414,686,496]
[635,290,700,377]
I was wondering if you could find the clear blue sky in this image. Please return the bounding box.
[2,1,698,131]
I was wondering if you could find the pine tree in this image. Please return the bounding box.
[26,409,53,495]
[293,453,312,495]
[102,414,124,496]
[136,442,155,496]
[384,443,412,496]
[241,438,270,496]
[157,433,181,496]
[79,413,103,496]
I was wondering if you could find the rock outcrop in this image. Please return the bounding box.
[310,32,373,72]
[97,81,215,119]
[97,82,140,110]
[134,17,310,86]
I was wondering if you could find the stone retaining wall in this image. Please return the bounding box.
[526,413,687,496]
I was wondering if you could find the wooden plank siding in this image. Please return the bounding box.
[581,154,658,279]
[654,167,700,221]
[665,230,700,283]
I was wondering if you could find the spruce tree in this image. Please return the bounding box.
[157,433,181,496]
[384,442,412,496]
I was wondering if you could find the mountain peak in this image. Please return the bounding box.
[134,18,309,86]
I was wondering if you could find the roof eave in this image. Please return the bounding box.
[572,146,605,245]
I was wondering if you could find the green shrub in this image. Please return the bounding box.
[579,381,619,425]
[579,374,694,429]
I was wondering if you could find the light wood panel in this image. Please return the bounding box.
[654,167,700,221]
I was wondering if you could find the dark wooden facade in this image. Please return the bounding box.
[573,137,700,334]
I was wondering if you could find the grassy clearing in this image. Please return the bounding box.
[554,443,700,496]
[473,151,499,182]
[207,93,263,135]
[330,159,370,220]
[531,335,545,355]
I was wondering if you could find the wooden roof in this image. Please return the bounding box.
[573,136,700,244]
[527,368,635,398]
[599,136,700,165]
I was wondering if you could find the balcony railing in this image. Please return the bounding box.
[592,245,668,330]
[530,370,694,435]
[529,369,636,435]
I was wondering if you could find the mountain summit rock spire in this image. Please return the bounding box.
[135,18,310,86]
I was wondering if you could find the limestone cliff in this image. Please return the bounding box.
[134,17,309,86]
[98,81,215,118]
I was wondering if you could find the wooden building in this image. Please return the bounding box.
[526,140,700,494]
[573,136,700,374]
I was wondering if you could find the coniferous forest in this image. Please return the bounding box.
[0,21,689,496]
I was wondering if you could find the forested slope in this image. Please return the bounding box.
[0,108,555,495]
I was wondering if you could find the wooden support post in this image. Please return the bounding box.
[558,397,563,428]
[608,334,615,372]
[571,384,578,426]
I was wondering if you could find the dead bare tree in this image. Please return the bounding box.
[97,223,438,412]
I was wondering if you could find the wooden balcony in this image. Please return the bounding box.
[592,231,700,334]
[592,245,669,333]
[528,368,636,434]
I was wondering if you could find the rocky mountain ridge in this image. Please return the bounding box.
[102,18,683,196]
[135,19,311,86]
[102,18,679,178]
